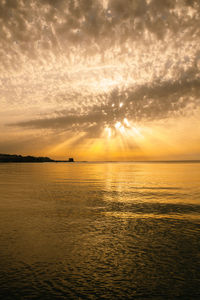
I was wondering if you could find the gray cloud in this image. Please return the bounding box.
[1,0,200,154]
[10,69,200,137]
[0,0,200,69]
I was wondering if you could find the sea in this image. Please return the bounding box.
[0,162,200,299]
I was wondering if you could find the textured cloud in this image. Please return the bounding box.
[10,66,200,136]
[1,0,200,68]
[0,0,200,158]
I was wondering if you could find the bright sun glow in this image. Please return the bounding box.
[105,117,144,145]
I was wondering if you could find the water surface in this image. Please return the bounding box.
[0,162,200,299]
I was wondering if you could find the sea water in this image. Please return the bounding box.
[0,162,200,299]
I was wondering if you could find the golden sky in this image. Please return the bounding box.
[0,0,200,160]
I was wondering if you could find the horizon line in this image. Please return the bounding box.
[75,159,200,163]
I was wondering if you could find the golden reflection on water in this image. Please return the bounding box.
[1,161,199,205]
[104,212,200,221]
[0,162,200,299]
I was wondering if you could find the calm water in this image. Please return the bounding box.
[0,162,200,299]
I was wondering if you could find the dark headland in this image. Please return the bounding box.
[0,154,74,163]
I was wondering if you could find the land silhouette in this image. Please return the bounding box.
[0,154,74,163]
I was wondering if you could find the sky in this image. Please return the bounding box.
[0,0,200,161]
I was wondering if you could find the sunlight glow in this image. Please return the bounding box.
[105,127,112,138]
[115,122,121,129]
[119,126,125,134]
[132,127,143,138]
[124,118,130,127]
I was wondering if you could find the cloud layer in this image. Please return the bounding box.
[0,0,200,158]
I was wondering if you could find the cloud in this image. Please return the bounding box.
[0,0,200,157]
[0,0,200,69]
[10,69,200,138]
